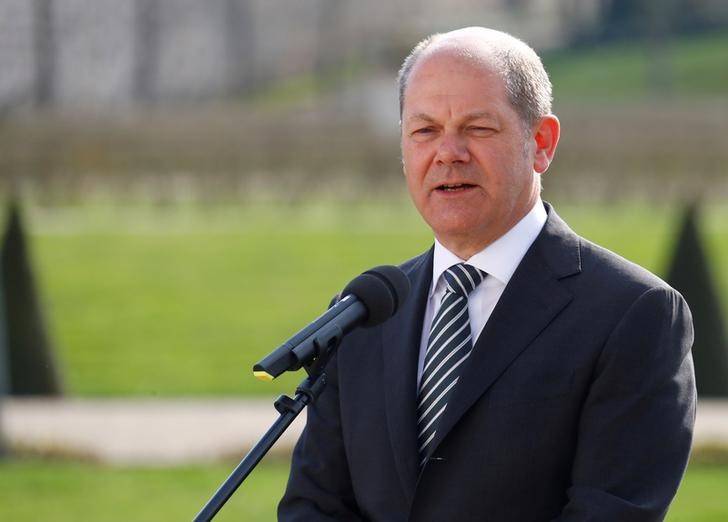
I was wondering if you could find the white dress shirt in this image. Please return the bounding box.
[416,199,548,384]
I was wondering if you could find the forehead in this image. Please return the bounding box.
[403,48,509,115]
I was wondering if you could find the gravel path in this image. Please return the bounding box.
[2,398,726,465]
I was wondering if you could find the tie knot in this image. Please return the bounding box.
[443,263,486,297]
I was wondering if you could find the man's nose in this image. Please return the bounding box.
[435,132,470,164]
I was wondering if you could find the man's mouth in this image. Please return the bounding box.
[436,183,475,192]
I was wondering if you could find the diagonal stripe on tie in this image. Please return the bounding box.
[417,263,486,466]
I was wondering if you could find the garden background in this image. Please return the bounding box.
[1,1,728,520]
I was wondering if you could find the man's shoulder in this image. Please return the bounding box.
[541,205,675,299]
[579,237,670,292]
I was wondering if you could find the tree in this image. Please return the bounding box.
[0,267,8,457]
[0,202,62,395]
[666,202,728,397]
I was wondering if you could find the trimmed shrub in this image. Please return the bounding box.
[666,203,728,397]
[0,202,62,395]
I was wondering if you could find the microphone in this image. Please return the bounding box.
[253,265,410,381]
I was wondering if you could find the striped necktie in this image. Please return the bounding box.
[417,263,486,465]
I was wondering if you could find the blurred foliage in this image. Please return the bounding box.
[591,0,727,44]
[1,31,727,205]
[691,444,728,466]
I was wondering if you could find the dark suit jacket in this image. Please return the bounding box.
[279,204,696,522]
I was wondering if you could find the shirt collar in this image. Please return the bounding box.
[430,198,547,297]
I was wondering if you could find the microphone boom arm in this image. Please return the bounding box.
[193,331,337,522]
[193,265,409,520]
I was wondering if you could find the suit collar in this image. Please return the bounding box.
[533,202,582,280]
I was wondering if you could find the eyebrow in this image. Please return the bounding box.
[464,111,498,122]
[405,111,498,125]
[405,113,438,125]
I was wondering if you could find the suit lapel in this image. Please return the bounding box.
[382,250,433,504]
[427,207,582,455]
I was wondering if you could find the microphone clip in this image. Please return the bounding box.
[291,322,344,375]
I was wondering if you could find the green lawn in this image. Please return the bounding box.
[23,200,728,397]
[544,31,728,98]
[29,201,432,396]
[0,457,289,521]
[668,464,728,521]
[0,457,725,521]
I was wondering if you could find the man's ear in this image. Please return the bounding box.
[532,115,560,174]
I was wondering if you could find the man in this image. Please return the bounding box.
[279,27,696,521]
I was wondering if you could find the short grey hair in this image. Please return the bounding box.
[397,27,553,128]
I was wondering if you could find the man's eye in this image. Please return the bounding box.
[469,126,495,135]
[411,127,437,139]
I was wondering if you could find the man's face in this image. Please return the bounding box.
[400,51,542,259]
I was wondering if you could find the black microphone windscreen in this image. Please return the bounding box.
[342,265,410,327]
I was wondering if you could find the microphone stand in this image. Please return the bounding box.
[192,332,340,522]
